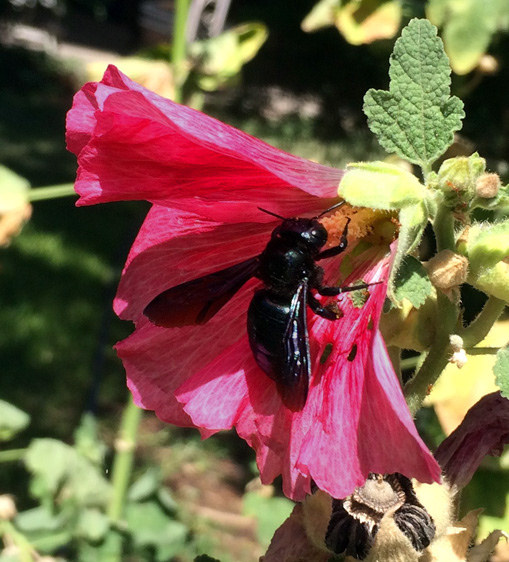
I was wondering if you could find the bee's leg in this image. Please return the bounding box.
[317,218,351,260]
[317,281,381,297]
[308,294,343,320]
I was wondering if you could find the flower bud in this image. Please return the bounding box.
[426,250,468,296]
[0,494,17,520]
[464,221,509,303]
[339,162,426,211]
[0,165,32,246]
[475,173,501,199]
[435,153,485,210]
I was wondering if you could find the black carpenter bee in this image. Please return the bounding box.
[144,201,374,411]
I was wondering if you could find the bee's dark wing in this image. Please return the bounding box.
[277,280,310,411]
[144,256,259,328]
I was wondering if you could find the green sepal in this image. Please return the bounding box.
[388,202,431,303]
[363,18,464,169]
[339,161,426,210]
[465,221,509,303]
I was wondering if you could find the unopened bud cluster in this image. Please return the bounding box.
[433,153,485,211]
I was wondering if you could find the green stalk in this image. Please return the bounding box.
[459,296,506,348]
[405,203,459,414]
[404,293,457,414]
[172,0,191,103]
[421,161,432,183]
[433,203,456,252]
[29,183,76,201]
[0,448,26,463]
[105,396,142,562]
[467,346,500,356]
[107,396,142,523]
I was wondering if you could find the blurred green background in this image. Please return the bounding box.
[0,1,508,560]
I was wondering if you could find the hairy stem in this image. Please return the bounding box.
[460,296,506,348]
[404,292,458,414]
[404,201,461,414]
[433,203,456,252]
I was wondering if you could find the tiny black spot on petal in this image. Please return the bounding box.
[347,344,358,362]
[320,342,334,364]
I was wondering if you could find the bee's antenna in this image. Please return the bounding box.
[258,207,286,220]
[315,200,346,219]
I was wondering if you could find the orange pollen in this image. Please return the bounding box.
[320,206,394,247]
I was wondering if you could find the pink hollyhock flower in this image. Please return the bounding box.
[66,65,441,500]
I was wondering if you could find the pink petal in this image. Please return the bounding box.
[67,67,441,500]
[357,332,442,481]
[114,205,269,320]
[115,275,256,427]
[66,65,343,222]
[153,246,441,500]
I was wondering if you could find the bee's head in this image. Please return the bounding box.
[272,218,328,252]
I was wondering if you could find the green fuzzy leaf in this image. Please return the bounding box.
[25,439,111,508]
[364,18,464,168]
[0,399,30,441]
[125,500,187,550]
[74,412,107,466]
[494,347,509,399]
[340,161,426,210]
[76,508,110,542]
[394,256,433,308]
[128,468,161,502]
[15,506,72,553]
[15,506,64,533]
